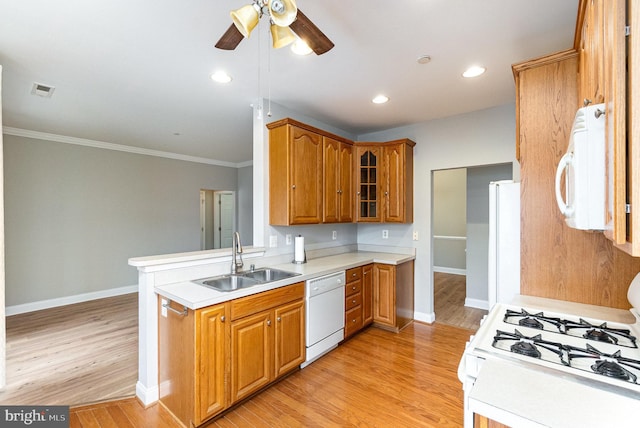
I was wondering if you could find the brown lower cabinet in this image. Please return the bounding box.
[158,282,305,427]
[373,260,414,332]
[475,414,510,428]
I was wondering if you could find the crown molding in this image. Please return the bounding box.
[2,127,253,169]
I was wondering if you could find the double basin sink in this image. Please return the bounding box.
[193,268,301,292]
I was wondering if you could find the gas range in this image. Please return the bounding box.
[458,296,640,427]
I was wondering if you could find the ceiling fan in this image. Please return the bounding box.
[215,0,334,55]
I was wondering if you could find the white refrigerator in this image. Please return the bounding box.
[488,180,521,310]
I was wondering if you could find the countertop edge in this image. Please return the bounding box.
[155,251,415,310]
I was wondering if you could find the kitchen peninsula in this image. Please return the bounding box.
[129,245,415,426]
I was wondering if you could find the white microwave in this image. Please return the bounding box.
[554,103,606,230]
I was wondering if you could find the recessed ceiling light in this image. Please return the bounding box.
[417,55,431,64]
[462,65,486,78]
[372,95,389,104]
[210,71,232,83]
[291,39,312,56]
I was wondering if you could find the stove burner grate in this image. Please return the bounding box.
[567,344,640,384]
[493,329,567,364]
[519,317,544,329]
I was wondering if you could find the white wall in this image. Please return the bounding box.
[4,134,240,308]
[237,165,253,245]
[357,104,519,322]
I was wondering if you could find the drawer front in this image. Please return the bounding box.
[230,282,304,320]
[345,292,362,311]
[345,306,363,337]
[345,280,362,297]
[346,267,362,282]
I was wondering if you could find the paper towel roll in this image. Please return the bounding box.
[294,236,305,263]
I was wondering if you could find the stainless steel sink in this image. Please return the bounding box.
[194,268,300,292]
[194,275,260,292]
[241,268,300,283]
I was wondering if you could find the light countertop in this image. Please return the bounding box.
[155,251,415,310]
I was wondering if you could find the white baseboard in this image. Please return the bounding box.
[433,266,466,276]
[5,285,138,316]
[136,381,159,406]
[414,311,435,324]
[464,298,490,310]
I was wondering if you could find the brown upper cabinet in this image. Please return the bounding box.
[576,0,639,256]
[355,140,415,223]
[323,136,354,223]
[268,118,415,225]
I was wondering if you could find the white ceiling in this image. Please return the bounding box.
[0,0,579,164]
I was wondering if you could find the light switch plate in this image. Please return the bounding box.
[332,230,337,240]
[269,235,278,248]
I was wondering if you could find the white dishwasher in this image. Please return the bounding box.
[301,271,345,368]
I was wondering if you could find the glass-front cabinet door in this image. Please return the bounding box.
[356,146,381,222]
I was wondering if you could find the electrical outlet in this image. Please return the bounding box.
[332,230,337,240]
[269,235,278,248]
[413,230,419,241]
[382,229,389,239]
[161,299,168,317]
[286,234,292,245]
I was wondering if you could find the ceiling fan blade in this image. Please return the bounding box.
[215,24,244,50]
[289,9,334,55]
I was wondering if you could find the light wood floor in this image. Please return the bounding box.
[2,293,138,405]
[70,321,473,428]
[434,272,487,330]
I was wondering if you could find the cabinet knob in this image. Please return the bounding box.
[352,319,356,323]
[595,108,605,119]
[267,319,272,326]
[583,98,592,106]
[220,315,225,322]
[352,273,357,277]
[352,286,356,290]
[352,299,356,304]
[292,184,296,190]
[385,191,388,196]
[277,317,281,322]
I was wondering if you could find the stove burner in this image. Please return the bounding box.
[591,360,630,380]
[519,317,544,329]
[511,341,542,358]
[504,309,563,333]
[493,329,567,364]
[584,329,615,344]
[566,344,640,384]
[565,319,637,348]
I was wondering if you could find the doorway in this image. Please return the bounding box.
[432,163,512,330]
[200,190,236,250]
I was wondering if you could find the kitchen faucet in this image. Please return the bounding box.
[231,231,243,274]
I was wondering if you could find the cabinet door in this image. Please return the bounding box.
[274,300,305,377]
[338,142,354,222]
[230,311,272,403]
[356,146,381,222]
[362,264,373,325]
[290,125,323,224]
[323,137,340,223]
[579,0,605,106]
[196,305,227,423]
[373,264,396,326]
[383,143,406,223]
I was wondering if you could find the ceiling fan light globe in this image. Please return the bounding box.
[230,4,260,38]
[270,23,296,48]
[268,0,297,27]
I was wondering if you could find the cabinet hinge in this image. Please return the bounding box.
[626,204,632,214]
[625,26,631,37]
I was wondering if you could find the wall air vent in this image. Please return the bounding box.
[31,82,55,98]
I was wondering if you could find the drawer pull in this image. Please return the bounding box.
[352,286,356,290]
[352,299,356,304]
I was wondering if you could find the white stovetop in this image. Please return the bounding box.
[464,295,640,428]
[155,251,415,309]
